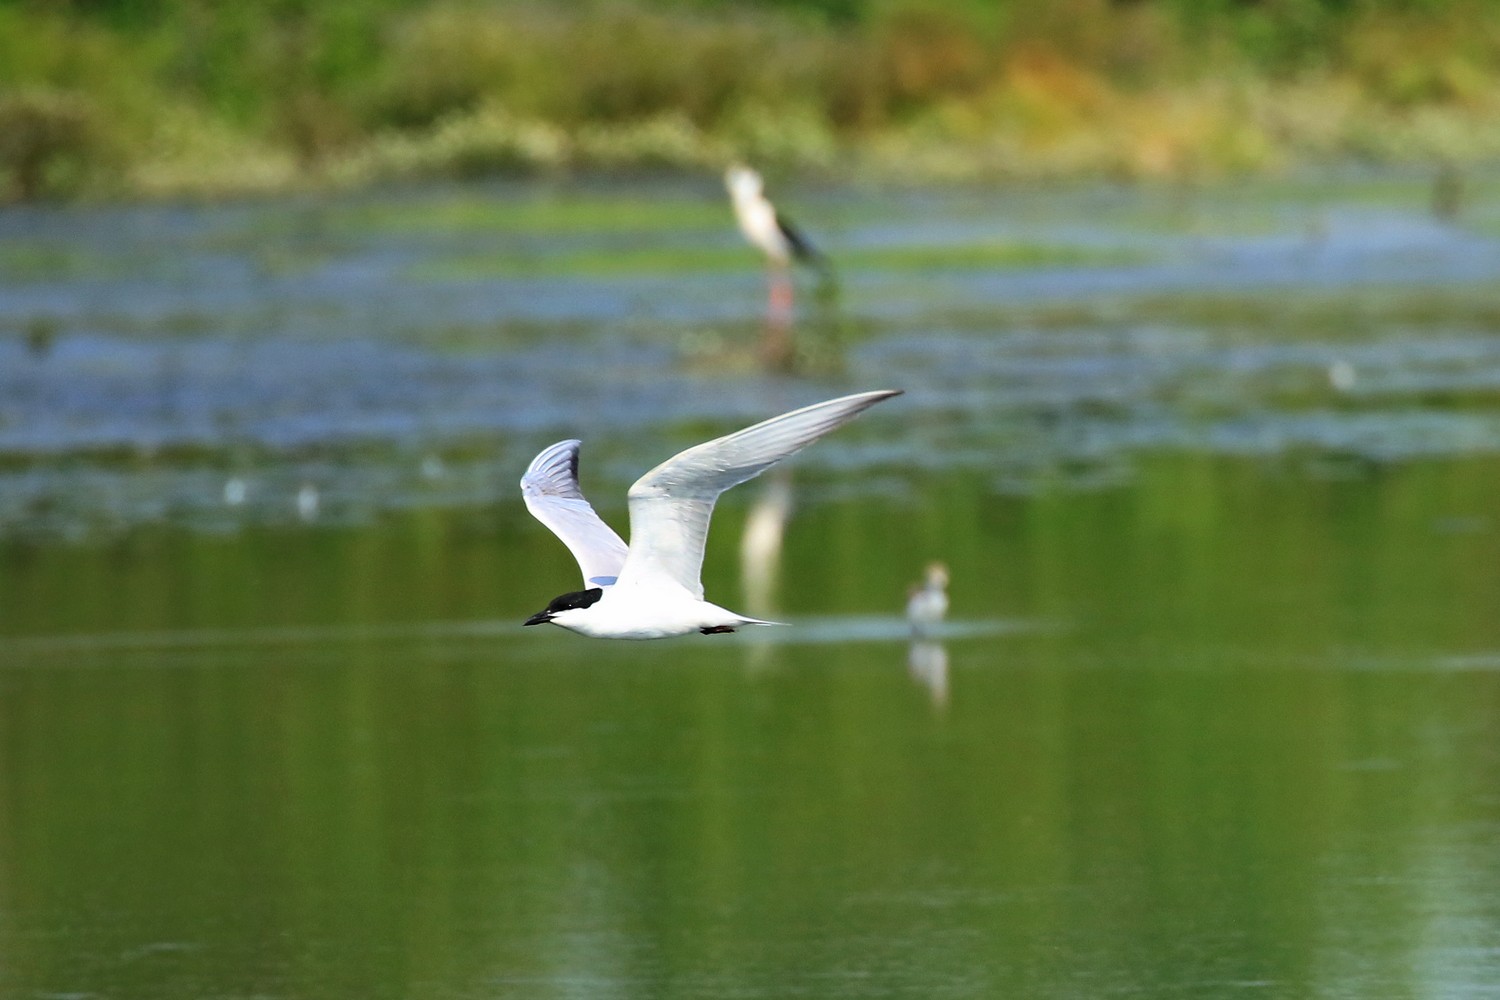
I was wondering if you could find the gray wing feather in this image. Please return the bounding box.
[521,440,629,588]
[617,390,901,597]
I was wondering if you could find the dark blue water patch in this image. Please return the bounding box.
[852,326,1500,415]
[8,316,1500,539]
[6,178,1498,338]
[5,176,1500,539]
[7,406,1497,544]
[0,327,799,456]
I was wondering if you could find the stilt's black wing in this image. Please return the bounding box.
[775,212,822,265]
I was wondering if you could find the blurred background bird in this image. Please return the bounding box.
[725,164,833,326]
[905,561,949,636]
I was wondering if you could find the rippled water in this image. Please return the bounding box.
[2,172,1499,999]
[4,173,1500,536]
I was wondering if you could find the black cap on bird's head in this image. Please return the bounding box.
[524,587,604,626]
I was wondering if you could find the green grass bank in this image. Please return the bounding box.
[5,0,1500,200]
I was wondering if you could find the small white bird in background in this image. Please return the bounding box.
[521,390,900,639]
[1328,359,1357,393]
[906,561,949,636]
[725,164,829,323]
[296,482,320,522]
[223,476,247,506]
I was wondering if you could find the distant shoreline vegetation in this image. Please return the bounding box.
[3,0,1500,201]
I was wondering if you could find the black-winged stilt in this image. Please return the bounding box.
[725,164,829,326]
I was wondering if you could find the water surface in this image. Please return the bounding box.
[2,173,1499,998]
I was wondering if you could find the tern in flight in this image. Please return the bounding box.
[521,389,900,639]
[725,164,829,321]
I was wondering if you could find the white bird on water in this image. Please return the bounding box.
[223,476,247,506]
[296,482,319,522]
[725,164,828,321]
[521,390,900,639]
[906,561,949,636]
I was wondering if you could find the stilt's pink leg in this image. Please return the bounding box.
[761,266,795,371]
[768,267,794,323]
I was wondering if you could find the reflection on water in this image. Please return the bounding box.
[2,456,1499,999]
[906,639,949,708]
[739,469,793,620]
[3,175,1500,541]
[3,175,1500,998]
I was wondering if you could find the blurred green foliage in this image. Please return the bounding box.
[3,0,1500,198]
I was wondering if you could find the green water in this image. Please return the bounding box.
[4,172,1500,997]
[3,454,1498,999]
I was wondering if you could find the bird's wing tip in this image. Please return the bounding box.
[537,438,582,453]
[846,388,903,408]
[524,439,581,471]
[522,439,588,495]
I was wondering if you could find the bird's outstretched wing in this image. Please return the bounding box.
[617,390,901,597]
[521,440,629,588]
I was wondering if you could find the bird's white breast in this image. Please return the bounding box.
[906,587,949,627]
[734,198,789,262]
[553,581,747,640]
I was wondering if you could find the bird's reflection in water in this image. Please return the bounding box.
[739,469,794,669]
[760,311,795,372]
[907,639,950,710]
[739,468,794,619]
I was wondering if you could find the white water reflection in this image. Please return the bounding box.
[739,470,793,621]
[907,639,950,709]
